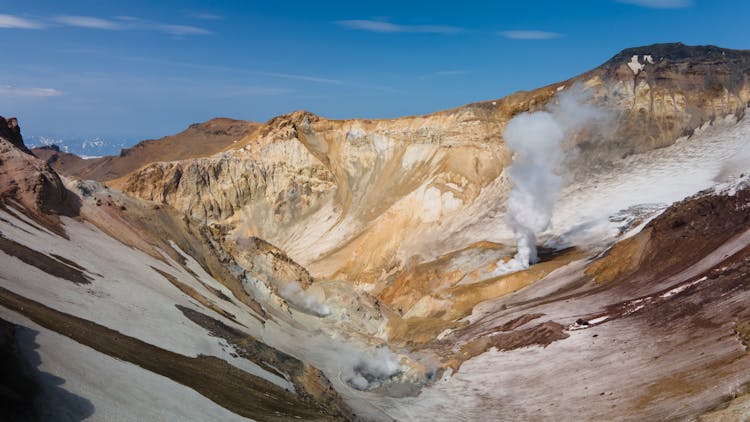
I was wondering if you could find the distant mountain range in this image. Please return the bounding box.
[24,135,132,158]
[30,118,259,181]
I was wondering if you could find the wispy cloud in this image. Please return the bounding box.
[56,15,212,35]
[337,19,461,34]
[54,15,123,30]
[261,72,345,85]
[120,55,348,85]
[153,24,211,35]
[0,14,212,36]
[0,85,63,98]
[501,30,563,40]
[221,86,292,97]
[56,49,394,92]
[189,12,222,20]
[0,14,45,29]
[616,0,692,8]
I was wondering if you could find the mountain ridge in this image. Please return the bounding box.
[38,43,750,186]
[114,42,750,285]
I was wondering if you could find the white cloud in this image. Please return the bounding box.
[262,72,345,85]
[113,16,141,23]
[616,0,692,8]
[54,16,123,30]
[0,14,45,29]
[153,24,212,35]
[337,19,461,34]
[126,55,345,84]
[46,15,212,35]
[0,86,63,98]
[113,55,355,87]
[501,30,563,40]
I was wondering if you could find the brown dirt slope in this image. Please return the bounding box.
[587,185,750,285]
[31,145,91,176]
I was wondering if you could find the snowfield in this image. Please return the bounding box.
[0,309,248,422]
[548,114,750,250]
[0,209,292,391]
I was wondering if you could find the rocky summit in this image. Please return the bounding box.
[1,42,750,421]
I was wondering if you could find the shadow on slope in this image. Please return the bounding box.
[1,318,95,421]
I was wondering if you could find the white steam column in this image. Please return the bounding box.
[495,90,605,275]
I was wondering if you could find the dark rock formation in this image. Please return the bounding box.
[0,116,30,155]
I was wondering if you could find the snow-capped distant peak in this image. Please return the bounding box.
[26,135,131,157]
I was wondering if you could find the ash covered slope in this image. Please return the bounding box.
[33,117,258,182]
[117,42,750,287]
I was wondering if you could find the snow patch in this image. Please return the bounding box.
[660,276,707,299]
[627,55,645,74]
[588,315,609,324]
[549,114,750,252]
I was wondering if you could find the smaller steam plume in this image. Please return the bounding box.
[344,345,403,390]
[278,282,331,317]
[496,89,606,275]
[715,147,750,182]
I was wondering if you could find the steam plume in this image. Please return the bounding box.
[496,89,605,274]
[278,282,331,316]
[342,344,403,390]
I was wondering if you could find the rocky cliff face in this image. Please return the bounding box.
[114,108,508,284]
[0,116,68,221]
[592,42,750,152]
[0,116,29,154]
[116,43,750,287]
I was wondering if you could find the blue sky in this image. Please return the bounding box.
[0,0,748,141]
